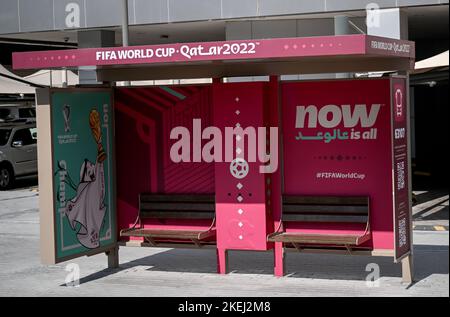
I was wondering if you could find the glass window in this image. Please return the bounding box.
[30,127,38,140]
[0,129,12,146]
[0,109,11,120]
[11,128,36,146]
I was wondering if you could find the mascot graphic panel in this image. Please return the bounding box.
[51,91,115,260]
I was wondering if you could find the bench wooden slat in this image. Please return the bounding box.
[283,196,368,206]
[120,194,217,244]
[121,228,216,240]
[140,202,215,212]
[269,195,370,246]
[283,214,368,223]
[140,194,214,203]
[141,211,215,219]
[139,194,215,220]
[283,204,368,214]
[268,232,366,245]
[281,195,369,223]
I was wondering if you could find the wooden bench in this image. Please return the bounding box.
[268,196,371,250]
[120,194,216,247]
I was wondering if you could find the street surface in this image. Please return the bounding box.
[0,180,448,297]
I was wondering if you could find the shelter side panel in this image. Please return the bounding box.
[114,86,215,238]
[391,77,412,261]
[50,89,116,262]
[281,79,394,250]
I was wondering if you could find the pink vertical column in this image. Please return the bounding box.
[213,82,270,274]
[216,248,228,274]
[267,76,285,277]
[213,78,227,274]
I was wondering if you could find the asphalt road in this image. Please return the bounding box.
[0,183,448,297]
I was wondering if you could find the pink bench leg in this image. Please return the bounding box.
[274,242,285,277]
[217,249,228,274]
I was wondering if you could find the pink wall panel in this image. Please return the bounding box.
[114,86,215,236]
[281,79,394,250]
[213,82,270,251]
[114,79,396,251]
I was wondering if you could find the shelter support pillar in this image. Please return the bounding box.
[274,242,285,277]
[213,76,227,275]
[106,246,119,269]
[217,249,228,274]
[401,254,414,284]
[213,77,226,275]
[268,75,284,277]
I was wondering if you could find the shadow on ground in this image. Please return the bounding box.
[73,243,448,286]
[413,189,449,222]
[10,176,38,190]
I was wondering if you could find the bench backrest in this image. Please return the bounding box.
[139,194,215,220]
[282,196,370,223]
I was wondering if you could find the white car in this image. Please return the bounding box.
[0,123,37,189]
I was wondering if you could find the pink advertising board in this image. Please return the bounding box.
[213,82,272,253]
[282,79,395,250]
[12,35,414,70]
[391,77,412,261]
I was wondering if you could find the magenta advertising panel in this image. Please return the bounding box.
[213,83,271,252]
[114,86,215,236]
[282,79,395,250]
[391,77,412,261]
[12,35,414,70]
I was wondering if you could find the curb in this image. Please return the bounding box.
[413,225,449,231]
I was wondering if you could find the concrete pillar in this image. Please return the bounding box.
[225,20,271,82]
[334,15,352,79]
[334,15,351,36]
[225,19,337,82]
[61,68,68,88]
[367,8,408,40]
[77,30,115,85]
[120,0,131,87]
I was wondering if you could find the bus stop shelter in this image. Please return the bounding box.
[12,34,416,283]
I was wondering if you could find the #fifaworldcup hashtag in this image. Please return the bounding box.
[316,172,366,180]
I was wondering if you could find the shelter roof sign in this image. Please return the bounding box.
[13,35,415,80]
[13,35,414,68]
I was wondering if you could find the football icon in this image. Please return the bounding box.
[230,158,249,179]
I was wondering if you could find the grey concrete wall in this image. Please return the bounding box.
[77,30,115,84]
[367,8,409,39]
[0,0,447,35]
[224,17,365,81]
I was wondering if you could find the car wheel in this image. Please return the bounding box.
[0,165,14,190]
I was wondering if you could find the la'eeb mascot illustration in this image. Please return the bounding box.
[64,109,108,249]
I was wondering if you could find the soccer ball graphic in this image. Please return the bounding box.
[230,158,249,179]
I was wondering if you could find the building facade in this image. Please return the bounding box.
[0,0,448,185]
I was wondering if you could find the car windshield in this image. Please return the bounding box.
[0,129,12,146]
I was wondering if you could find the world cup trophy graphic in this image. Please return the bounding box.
[89,109,107,163]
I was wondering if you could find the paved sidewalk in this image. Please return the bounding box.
[0,186,448,297]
